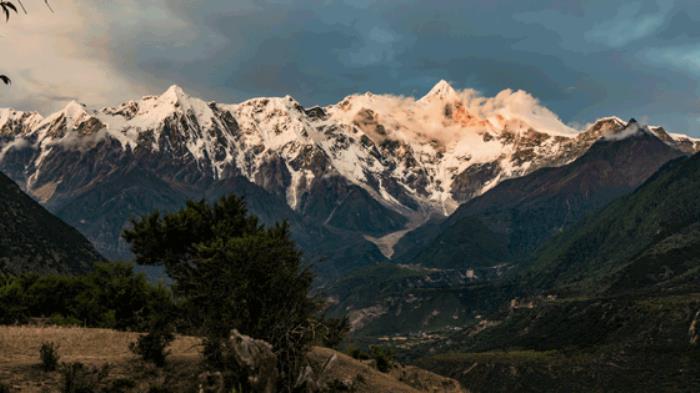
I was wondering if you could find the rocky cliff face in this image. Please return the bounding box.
[1,82,697,268]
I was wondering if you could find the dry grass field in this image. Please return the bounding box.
[0,326,201,392]
[0,326,462,393]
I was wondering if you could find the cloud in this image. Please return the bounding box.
[584,2,670,48]
[330,85,575,149]
[0,1,153,114]
[0,137,29,161]
[642,44,700,77]
[0,0,700,137]
[471,89,577,135]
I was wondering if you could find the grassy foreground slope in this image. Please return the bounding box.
[0,326,463,393]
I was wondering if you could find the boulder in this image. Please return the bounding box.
[228,329,279,393]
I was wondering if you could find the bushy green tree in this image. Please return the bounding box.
[0,263,173,330]
[319,316,350,349]
[129,316,175,367]
[39,341,60,372]
[123,196,320,392]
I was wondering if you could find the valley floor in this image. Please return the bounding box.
[0,326,462,393]
[407,291,700,393]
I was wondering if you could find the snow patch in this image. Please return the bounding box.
[603,122,646,141]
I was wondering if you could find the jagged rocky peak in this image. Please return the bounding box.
[102,99,140,120]
[34,100,101,138]
[601,118,661,142]
[52,100,91,124]
[420,79,460,102]
[304,106,327,120]
[160,84,188,101]
[2,82,699,228]
[590,116,626,130]
[0,108,44,135]
[116,84,224,132]
[150,84,208,113]
[231,95,307,118]
[580,116,627,140]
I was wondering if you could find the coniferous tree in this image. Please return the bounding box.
[123,195,319,392]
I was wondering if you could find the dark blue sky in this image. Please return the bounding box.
[4,0,700,136]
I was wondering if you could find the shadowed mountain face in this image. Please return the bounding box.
[526,150,700,295]
[409,152,700,393]
[0,171,103,274]
[397,123,685,271]
[43,160,386,280]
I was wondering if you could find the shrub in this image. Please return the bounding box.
[105,378,136,393]
[320,316,350,349]
[147,386,171,393]
[348,347,370,360]
[321,379,356,392]
[48,314,82,327]
[129,319,175,367]
[39,341,60,372]
[0,263,175,331]
[60,362,109,393]
[369,346,394,373]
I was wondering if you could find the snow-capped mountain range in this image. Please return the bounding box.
[1,81,698,262]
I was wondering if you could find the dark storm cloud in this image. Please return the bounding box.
[6,0,700,135]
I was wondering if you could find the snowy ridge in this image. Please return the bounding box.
[0,81,698,220]
[603,119,646,141]
[670,132,700,143]
[0,109,44,134]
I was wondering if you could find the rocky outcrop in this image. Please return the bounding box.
[690,310,700,346]
[227,330,278,393]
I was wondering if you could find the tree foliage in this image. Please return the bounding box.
[129,317,175,367]
[0,262,173,330]
[0,1,17,21]
[123,195,320,392]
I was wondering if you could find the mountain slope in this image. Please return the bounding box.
[1,85,697,271]
[526,149,700,294]
[0,171,102,274]
[327,122,688,337]
[414,292,700,393]
[409,157,700,389]
[399,121,685,270]
[405,151,700,392]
